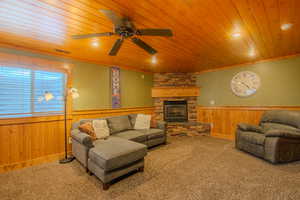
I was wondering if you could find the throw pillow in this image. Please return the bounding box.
[150,118,157,128]
[134,114,151,130]
[78,122,97,140]
[92,120,110,139]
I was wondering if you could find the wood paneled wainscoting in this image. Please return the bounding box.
[197,106,300,141]
[0,115,70,173]
[0,107,154,173]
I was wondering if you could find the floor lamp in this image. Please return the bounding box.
[43,87,79,164]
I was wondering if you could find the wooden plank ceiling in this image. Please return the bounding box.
[0,0,299,72]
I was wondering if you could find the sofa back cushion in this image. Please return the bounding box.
[260,110,300,129]
[107,115,132,134]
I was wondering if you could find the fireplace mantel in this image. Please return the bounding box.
[151,87,200,97]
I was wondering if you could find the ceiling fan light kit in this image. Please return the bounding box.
[72,9,173,56]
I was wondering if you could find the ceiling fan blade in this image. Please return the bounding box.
[131,37,157,55]
[109,38,124,56]
[137,29,173,37]
[99,9,124,27]
[72,32,114,39]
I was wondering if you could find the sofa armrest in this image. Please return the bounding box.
[157,121,166,131]
[71,129,94,148]
[237,123,264,133]
[265,129,300,139]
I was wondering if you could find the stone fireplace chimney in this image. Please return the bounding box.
[152,73,210,136]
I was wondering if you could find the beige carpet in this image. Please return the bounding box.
[1,136,300,200]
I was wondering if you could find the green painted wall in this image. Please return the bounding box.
[197,56,300,106]
[0,47,153,110]
[72,62,110,110]
[121,69,153,108]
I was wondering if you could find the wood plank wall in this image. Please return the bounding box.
[0,107,154,173]
[197,106,300,140]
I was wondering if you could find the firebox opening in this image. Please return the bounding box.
[163,100,188,122]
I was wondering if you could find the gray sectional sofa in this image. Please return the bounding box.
[236,110,300,163]
[71,114,166,190]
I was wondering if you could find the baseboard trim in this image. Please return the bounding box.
[210,132,235,141]
[0,152,71,173]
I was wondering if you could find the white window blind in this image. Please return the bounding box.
[0,66,65,118]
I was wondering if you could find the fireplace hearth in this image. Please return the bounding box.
[164,100,188,122]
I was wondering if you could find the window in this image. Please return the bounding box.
[0,66,65,118]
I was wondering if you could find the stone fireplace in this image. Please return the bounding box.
[152,73,210,136]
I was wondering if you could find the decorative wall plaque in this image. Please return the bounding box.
[111,67,121,108]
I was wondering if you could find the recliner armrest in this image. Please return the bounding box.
[265,129,300,139]
[71,129,94,148]
[237,123,264,133]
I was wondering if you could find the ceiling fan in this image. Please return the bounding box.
[72,9,173,56]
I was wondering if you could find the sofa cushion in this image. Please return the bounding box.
[107,115,132,134]
[239,132,266,145]
[261,122,297,132]
[139,129,165,139]
[90,137,147,171]
[113,130,147,143]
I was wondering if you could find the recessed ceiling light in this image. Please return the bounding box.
[231,32,241,38]
[91,40,99,47]
[151,55,157,64]
[281,23,293,31]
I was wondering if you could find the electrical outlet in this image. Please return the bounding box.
[68,137,72,144]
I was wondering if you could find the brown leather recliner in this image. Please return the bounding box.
[236,110,300,163]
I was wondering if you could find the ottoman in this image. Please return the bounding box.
[88,137,147,190]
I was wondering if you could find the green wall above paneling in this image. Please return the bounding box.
[0,47,153,110]
[72,62,111,110]
[197,56,300,106]
[121,69,153,108]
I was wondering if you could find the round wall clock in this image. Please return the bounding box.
[231,71,260,97]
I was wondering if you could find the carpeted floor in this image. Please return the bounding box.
[1,136,300,200]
